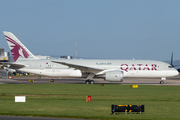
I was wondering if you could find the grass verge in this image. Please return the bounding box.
[0,84,180,120]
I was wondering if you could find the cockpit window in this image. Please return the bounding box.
[168,66,173,68]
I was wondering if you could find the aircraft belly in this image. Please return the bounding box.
[126,70,176,77]
[19,69,82,77]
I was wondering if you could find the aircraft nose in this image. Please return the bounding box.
[174,69,179,76]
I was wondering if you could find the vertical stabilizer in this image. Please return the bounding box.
[3,31,37,62]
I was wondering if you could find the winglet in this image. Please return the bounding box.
[3,31,38,62]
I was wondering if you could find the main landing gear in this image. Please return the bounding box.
[85,73,95,84]
[85,80,94,84]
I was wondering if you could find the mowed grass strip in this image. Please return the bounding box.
[0,84,180,120]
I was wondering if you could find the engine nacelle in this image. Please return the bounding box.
[105,70,123,82]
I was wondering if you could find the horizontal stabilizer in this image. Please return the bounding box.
[0,62,27,69]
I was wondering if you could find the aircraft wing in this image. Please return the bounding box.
[0,62,27,69]
[52,61,105,74]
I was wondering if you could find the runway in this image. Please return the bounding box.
[0,75,180,85]
[0,115,89,120]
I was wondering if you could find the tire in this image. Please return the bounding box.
[160,81,164,84]
[90,80,94,84]
[85,80,89,84]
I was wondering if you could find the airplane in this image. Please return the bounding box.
[1,31,179,84]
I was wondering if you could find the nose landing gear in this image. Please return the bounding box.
[160,81,164,84]
[160,77,166,84]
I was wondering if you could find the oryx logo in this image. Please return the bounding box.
[5,35,29,62]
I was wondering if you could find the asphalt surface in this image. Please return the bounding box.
[0,76,180,85]
[0,115,88,120]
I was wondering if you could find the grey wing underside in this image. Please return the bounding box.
[52,61,104,74]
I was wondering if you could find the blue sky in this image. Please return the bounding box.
[0,0,180,61]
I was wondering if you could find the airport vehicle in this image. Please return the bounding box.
[1,31,179,84]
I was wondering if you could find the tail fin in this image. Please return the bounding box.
[3,31,37,62]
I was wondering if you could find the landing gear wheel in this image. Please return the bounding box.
[85,80,94,84]
[85,80,89,84]
[90,80,94,84]
[160,81,164,84]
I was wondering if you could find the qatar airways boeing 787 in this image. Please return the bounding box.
[1,31,178,84]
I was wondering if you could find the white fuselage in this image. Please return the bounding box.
[3,31,179,81]
[14,59,178,78]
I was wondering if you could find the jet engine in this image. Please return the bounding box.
[104,70,123,82]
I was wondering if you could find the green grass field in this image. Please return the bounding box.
[0,84,180,120]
